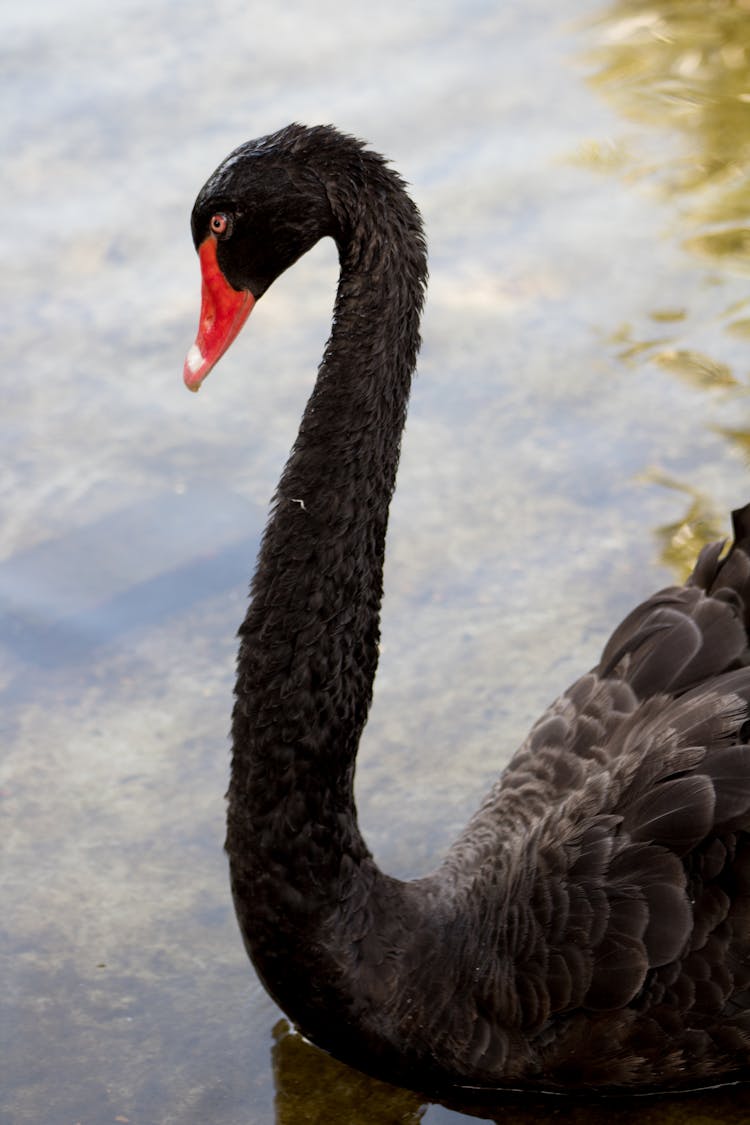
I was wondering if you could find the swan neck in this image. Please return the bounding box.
[228,178,427,912]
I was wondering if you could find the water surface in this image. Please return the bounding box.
[4,1,750,1122]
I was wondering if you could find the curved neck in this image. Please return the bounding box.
[227,178,426,929]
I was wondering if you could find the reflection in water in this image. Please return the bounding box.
[726,302,750,337]
[652,347,737,389]
[638,471,726,579]
[582,0,750,570]
[270,1022,750,1125]
[586,0,750,253]
[719,422,750,462]
[0,490,259,671]
[610,321,738,387]
[271,1022,426,1124]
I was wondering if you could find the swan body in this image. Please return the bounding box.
[184,124,750,1095]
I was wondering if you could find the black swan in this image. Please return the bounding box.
[183,123,750,1096]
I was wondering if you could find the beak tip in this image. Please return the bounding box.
[183,344,207,391]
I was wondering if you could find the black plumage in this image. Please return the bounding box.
[184,123,750,1095]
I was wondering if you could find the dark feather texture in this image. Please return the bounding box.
[186,124,750,1095]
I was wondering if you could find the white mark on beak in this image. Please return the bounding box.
[186,345,204,375]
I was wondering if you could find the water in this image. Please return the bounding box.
[4,1,750,1122]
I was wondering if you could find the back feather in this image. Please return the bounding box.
[431,504,750,1085]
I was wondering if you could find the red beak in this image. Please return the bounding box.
[183,237,255,391]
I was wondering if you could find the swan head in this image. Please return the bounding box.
[183,124,350,390]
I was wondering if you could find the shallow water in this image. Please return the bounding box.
[4,1,750,1122]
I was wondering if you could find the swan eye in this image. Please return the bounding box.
[210,212,233,239]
